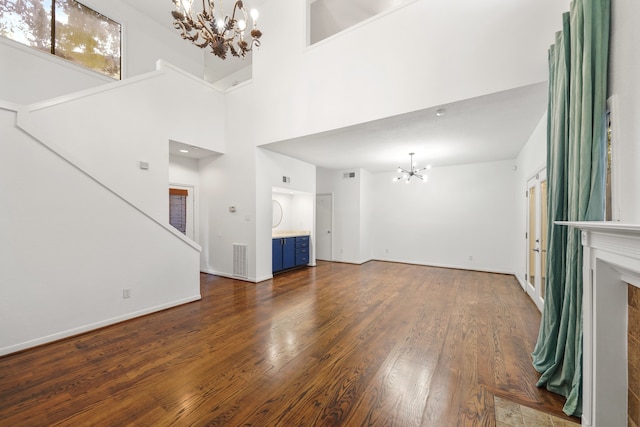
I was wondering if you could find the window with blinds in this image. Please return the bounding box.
[169,188,188,234]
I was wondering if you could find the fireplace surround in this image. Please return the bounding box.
[562,222,640,426]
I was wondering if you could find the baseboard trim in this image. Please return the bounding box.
[200,269,273,284]
[371,258,515,276]
[321,259,372,265]
[0,295,201,357]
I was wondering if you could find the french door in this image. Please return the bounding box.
[526,169,547,311]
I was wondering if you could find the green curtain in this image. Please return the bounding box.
[531,0,610,417]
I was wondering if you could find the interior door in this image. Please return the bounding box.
[526,170,547,311]
[316,194,333,261]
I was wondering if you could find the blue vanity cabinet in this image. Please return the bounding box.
[273,235,310,273]
[272,237,296,272]
[282,237,296,270]
[272,238,283,272]
[295,236,310,266]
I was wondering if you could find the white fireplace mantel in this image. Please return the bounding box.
[559,221,640,427]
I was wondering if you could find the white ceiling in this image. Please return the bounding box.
[262,82,548,172]
[133,1,549,172]
[169,140,221,160]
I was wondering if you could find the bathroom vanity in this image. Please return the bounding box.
[272,232,310,273]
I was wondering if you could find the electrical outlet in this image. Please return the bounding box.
[123,289,131,299]
[469,255,473,261]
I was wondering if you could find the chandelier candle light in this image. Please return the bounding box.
[393,153,431,183]
[171,0,262,59]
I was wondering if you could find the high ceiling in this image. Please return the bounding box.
[136,0,549,172]
[262,83,547,172]
[137,0,408,86]
[129,0,254,84]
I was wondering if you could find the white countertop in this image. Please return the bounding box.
[272,230,310,238]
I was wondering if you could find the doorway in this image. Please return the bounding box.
[169,184,196,242]
[526,169,547,311]
[316,193,333,261]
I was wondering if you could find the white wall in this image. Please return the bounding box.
[256,149,316,280]
[609,1,640,222]
[196,154,235,277]
[197,147,259,280]
[371,160,517,273]
[0,39,112,105]
[317,168,364,263]
[0,0,596,355]
[0,107,200,355]
[318,161,518,272]
[169,155,199,186]
[198,0,567,283]
[237,0,569,146]
[0,0,203,105]
[198,147,316,282]
[216,0,567,279]
[272,191,314,236]
[272,193,294,231]
[0,2,210,355]
[359,169,374,262]
[290,193,315,233]
[18,63,225,223]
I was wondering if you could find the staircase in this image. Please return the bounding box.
[0,61,224,356]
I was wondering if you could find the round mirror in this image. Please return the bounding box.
[272,199,283,228]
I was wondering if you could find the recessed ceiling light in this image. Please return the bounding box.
[179,149,189,153]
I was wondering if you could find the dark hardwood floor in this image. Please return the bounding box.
[0,261,578,426]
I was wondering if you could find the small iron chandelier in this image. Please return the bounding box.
[393,153,431,183]
[171,0,262,59]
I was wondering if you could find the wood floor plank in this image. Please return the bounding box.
[0,261,578,426]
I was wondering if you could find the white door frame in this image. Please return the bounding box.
[526,168,546,312]
[316,193,333,261]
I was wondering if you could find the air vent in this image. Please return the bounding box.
[343,172,356,179]
[233,244,248,279]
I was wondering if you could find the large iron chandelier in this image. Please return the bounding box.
[393,153,431,183]
[171,0,262,59]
